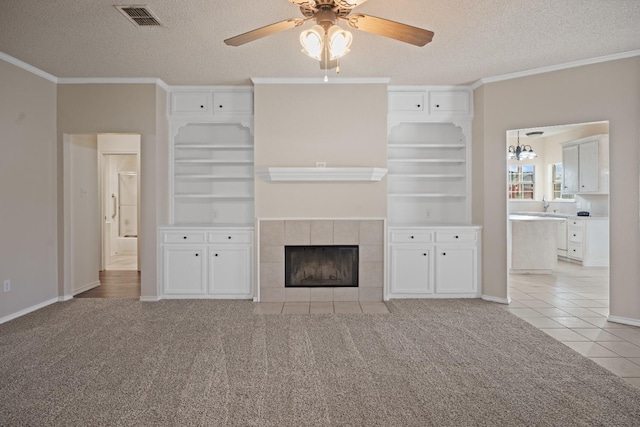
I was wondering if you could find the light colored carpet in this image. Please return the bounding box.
[1,299,639,426]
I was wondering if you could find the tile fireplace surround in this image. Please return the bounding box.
[259,219,384,302]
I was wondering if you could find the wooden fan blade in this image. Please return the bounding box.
[346,14,434,46]
[224,18,304,46]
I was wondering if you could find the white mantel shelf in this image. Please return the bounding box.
[256,167,388,182]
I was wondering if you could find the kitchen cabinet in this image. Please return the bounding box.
[388,226,481,298]
[160,227,254,299]
[561,135,609,194]
[567,218,608,266]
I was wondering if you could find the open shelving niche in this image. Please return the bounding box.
[170,121,254,226]
[387,121,472,225]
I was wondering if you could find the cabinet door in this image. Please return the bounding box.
[562,145,579,193]
[578,140,599,192]
[209,246,251,296]
[435,246,477,294]
[164,246,206,294]
[390,246,433,294]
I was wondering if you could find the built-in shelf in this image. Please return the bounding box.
[256,167,388,182]
[175,159,253,164]
[389,193,467,198]
[175,175,254,180]
[175,144,254,149]
[388,144,466,149]
[174,194,254,199]
[389,174,466,179]
[388,159,465,164]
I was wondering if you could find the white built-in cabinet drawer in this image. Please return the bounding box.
[568,227,583,243]
[429,91,470,115]
[213,92,253,114]
[163,231,206,243]
[171,92,211,115]
[435,231,476,243]
[568,243,583,260]
[390,231,433,243]
[208,230,253,244]
[388,92,426,112]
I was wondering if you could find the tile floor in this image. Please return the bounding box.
[106,254,137,271]
[253,301,390,315]
[507,260,640,389]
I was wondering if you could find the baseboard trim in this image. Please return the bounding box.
[58,295,73,301]
[72,280,101,296]
[481,294,511,304]
[607,315,640,328]
[0,297,59,324]
[139,296,161,302]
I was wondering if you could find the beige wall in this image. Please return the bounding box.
[473,57,640,321]
[57,84,168,299]
[253,83,388,219]
[0,60,58,320]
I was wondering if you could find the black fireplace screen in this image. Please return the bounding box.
[285,245,358,287]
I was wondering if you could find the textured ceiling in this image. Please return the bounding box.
[1,0,639,86]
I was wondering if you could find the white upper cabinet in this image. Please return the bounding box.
[169,88,253,119]
[561,134,609,194]
[388,87,472,122]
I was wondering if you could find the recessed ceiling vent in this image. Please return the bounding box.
[115,5,163,26]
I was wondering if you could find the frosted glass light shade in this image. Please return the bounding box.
[300,25,324,60]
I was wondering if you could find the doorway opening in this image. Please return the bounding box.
[63,133,141,299]
[505,121,610,316]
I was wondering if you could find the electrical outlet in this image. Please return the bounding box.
[212,209,219,220]
[3,280,10,293]
[316,162,326,168]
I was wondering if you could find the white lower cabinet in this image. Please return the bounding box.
[209,246,251,296]
[390,246,434,295]
[388,226,481,298]
[160,227,253,299]
[435,246,477,294]
[163,246,206,294]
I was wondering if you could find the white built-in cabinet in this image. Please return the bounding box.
[567,218,609,267]
[388,227,480,298]
[562,135,609,194]
[386,87,481,299]
[160,88,255,299]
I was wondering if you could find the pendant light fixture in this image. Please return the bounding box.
[508,131,537,161]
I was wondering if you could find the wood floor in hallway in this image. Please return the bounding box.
[76,271,140,299]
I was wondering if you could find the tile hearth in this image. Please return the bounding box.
[259,219,384,303]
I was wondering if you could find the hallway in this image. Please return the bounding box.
[76,271,140,299]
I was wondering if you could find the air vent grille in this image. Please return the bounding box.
[115,5,163,26]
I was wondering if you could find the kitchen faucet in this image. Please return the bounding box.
[542,195,550,212]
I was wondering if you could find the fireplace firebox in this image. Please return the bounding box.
[285,246,358,287]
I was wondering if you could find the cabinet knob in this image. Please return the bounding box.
[423,253,427,256]
[214,253,218,257]
[183,236,187,240]
[219,105,223,109]
[442,252,446,256]
[410,236,414,239]
[195,253,199,257]
[435,104,440,108]
[573,234,576,237]
[455,235,459,239]
[228,236,232,240]
[417,104,421,108]
[200,105,204,109]
[581,185,585,187]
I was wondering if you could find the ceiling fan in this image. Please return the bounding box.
[224,0,434,70]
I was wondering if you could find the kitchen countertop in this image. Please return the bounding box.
[511,212,608,220]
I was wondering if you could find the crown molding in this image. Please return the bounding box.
[57,77,170,88]
[471,49,640,90]
[251,77,390,85]
[0,51,58,83]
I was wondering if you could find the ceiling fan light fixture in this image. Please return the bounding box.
[327,25,352,60]
[300,25,325,60]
